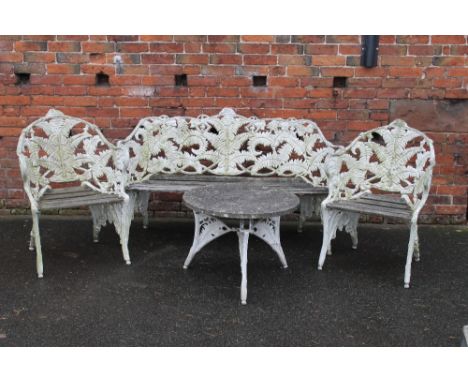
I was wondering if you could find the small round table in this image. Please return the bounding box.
[183,183,299,305]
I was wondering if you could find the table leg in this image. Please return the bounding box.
[183,211,231,269]
[238,220,250,305]
[251,216,288,269]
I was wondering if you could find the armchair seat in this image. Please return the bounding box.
[328,194,411,220]
[39,186,124,210]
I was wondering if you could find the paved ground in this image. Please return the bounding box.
[0,216,467,346]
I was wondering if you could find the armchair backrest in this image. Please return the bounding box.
[326,119,435,212]
[119,108,339,187]
[17,109,126,207]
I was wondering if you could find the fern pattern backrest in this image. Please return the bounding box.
[120,108,339,187]
[327,119,435,211]
[17,109,126,205]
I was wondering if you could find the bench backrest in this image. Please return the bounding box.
[17,109,126,205]
[120,108,338,187]
[326,119,435,212]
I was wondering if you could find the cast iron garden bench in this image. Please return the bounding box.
[114,108,340,240]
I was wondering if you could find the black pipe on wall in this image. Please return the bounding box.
[361,35,380,68]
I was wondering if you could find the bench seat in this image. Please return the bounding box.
[128,174,328,196]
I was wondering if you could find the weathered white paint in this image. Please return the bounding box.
[318,119,436,288]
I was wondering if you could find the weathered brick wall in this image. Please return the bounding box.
[0,35,467,223]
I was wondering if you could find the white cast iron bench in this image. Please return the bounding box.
[317,120,435,288]
[17,110,133,277]
[117,108,340,237]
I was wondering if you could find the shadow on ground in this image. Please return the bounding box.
[0,216,467,346]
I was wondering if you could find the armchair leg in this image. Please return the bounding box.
[29,229,35,251]
[31,211,43,278]
[404,223,418,288]
[413,227,420,262]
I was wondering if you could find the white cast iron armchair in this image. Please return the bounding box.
[317,119,435,288]
[17,109,132,277]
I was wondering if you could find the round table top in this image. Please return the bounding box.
[183,183,300,219]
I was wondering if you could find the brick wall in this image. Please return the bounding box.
[0,35,467,223]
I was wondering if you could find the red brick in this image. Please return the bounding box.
[304,44,338,55]
[202,43,237,53]
[274,88,307,98]
[354,67,387,77]
[434,205,466,215]
[396,35,430,44]
[271,44,302,55]
[431,35,466,44]
[321,67,354,77]
[433,78,463,88]
[14,41,47,52]
[347,120,381,131]
[338,45,361,55]
[140,35,173,42]
[0,53,23,62]
[343,89,377,99]
[381,56,415,66]
[437,185,467,196]
[175,54,208,64]
[56,53,89,64]
[48,42,81,52]
[388,67,424,77]
[408,45,442,56]
[244,55,277,65]
[82,42,115,53]
[0,41,14,51]
[173,36,206,42]
[269,77,299,87]
[241,35,274,43]
[184,43,202,53]
[277,55,309,65]
[432,56,465,66]
[379,45,407,55]
[237,43,270,54]
[287,66,318,77]
[0,96,30,105]
[221,77,251,87]
[142,54,175,64]
[117,42,149,53]
[206,88,239,97]
[207,36,240,43]
[57,35,89,41]
[209,54,242,65]
[0,127,22,136]
[308,88,333,98]
[312,56,346,66]
[24,52,55,63]
[31,95,65,105]
[447,68,468,77]
[326,35,360,44]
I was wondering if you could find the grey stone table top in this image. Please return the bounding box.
[183,183,300,219]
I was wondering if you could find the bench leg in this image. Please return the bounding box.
[90,209,102,243]
[404,222,417,288]
[137,191,150,229]
[183,212,231,269]
[238,222,250,305]
[347,213,360,250]
[251,217,288,269]
[31,211,44,278]
[318,208,341,270]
